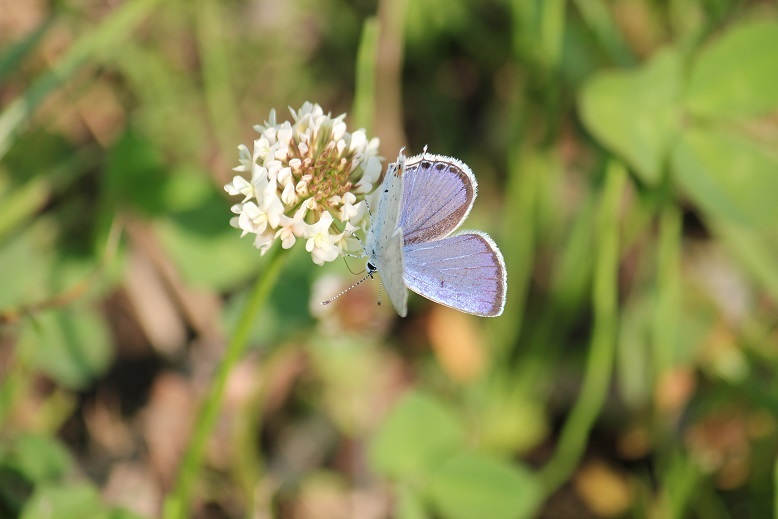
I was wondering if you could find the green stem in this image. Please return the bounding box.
[352,17,380,133]
[774,456,778,519]
[537,159,626,495]
[195,0,241,156]
[571,0,634,66]
[163,246,286,519]
[652,205,681,379]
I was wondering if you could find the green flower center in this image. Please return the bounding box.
[304,145,354,207]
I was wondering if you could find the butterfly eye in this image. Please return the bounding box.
[366,261,376,274]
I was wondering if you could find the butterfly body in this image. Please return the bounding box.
[364,153,408,317]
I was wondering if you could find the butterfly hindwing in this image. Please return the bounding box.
[402,231,506,317]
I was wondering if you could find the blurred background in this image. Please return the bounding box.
[1,0,778,518]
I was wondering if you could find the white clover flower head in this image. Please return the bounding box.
[225,102,383,264]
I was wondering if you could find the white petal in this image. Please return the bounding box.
[349,129,367,153]
[281,183,297,205]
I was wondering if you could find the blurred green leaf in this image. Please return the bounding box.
[369,391,466,479]
[307,337,386,435]
[396,485,430,519]
[1,434,74,484]
[105,132,171,216]
[715,222,778,305]
[427,453,542,519]
[155,203,262,292]
[406,0,469,47]
[107,509,148,519]
[20,482,107,519]
[0,131,92,243]
[474,378,547,455]
[0,466,33,517]
[579,49,682,184]
[22,307,113,390]
[672,127,778,230]
[0,224,55,309]
[114,41,208,161]
[0,0,162,161]
[685,21,778,120]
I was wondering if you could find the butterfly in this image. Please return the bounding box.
[364,148,507,317]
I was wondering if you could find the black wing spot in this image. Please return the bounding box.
[435,162,446,171]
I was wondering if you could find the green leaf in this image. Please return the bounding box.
[20,482,109,519]
[715,222,778,305]
[0,224,55,310]
[369,391,466,479]
[2,434,74,483]
[106,509,148,519]
[155,199,261,291]
[579,49,682,184]
[427,453,542,519]
[671,127,778,230]
[105,132,171,216]
[475,378,547,455]
[685,21,778,120]
[22,307,113,390]
[396,485,430,519]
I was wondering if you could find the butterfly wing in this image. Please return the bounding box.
[403,231,506,317]
[399,152,478,245]
[365,153,408,316]
[378,230,407,317]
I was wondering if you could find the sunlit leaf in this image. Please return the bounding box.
[579,49,682,184]
[155,205,259,291]
[427,453,542,519]
[22,307,113,390]
[475,378,547,455]
[1,434,74,484]
[20,482,107,519]
[369,391,466,479]
[105,132,171,216]
[715,221,778,305]
[396,485,430,519]
[672,127,778,230]
[0,225,54,310]
[685,21,778,120]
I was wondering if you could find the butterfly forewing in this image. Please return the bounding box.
[402,232,506,317]
[399,153,477,245]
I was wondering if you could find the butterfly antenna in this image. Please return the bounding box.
[341,256,358,275]
[321,272,373,306]
[377,281,383,307]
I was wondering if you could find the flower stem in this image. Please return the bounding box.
[163,245,286,519]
